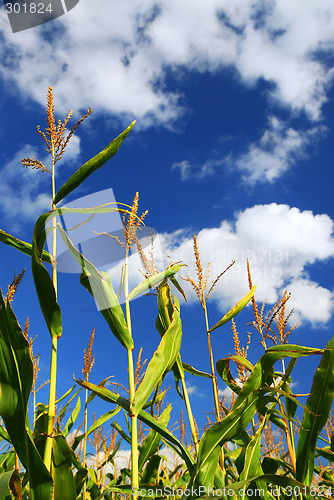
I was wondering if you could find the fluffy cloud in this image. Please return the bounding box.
[159,203,334,325]
[0,0,333,125]
[79,203,334,325]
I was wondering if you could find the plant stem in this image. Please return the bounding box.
[203,302,220,422]
[124,248,139,499]
[180,374,199,454]
[82,388,88,500]
[44,148,58,472]
[281,358,296,473]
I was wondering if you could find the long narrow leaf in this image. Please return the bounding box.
[296,335,334,485]
[57,223,133,349]
[132,297,182,415]
[128,264,185,301]
[75,379,194,472]
[53,121,135,204]
[208,286,256,333]
[0,229,52,263]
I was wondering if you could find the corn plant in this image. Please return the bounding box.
[0,88,333,500]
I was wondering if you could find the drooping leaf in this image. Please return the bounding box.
[0,228,52,263]
[156,282,185,398]
[32,205,130,341]
[0,289,53,499]
[128,264,185,301]
[32,212,63,339]
[140,454,162,486]
[53,121,135,204]
[75,380,194,473]
[296,335,334,485]
[182,363,212,379]
[57,222,133,349]
[208,286,256,333]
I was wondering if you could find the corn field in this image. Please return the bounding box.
[0,88,333,500]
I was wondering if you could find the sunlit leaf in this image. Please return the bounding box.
[53,121,135,204]
[209,286,256,333]
[296,334,334,485]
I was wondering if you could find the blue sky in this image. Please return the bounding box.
[0,0,334,446]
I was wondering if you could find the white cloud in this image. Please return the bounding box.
[159,203,334,325]
[172,158,226,180]
[235,117,325,184]
[173,117,325,184]
[0,0,333,125]
[287,278,333,326]
[79,203,333,326]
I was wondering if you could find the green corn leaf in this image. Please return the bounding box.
[62,396,81,438]
[111,421,132,447]
[0,228,52,263]
[0,470,15,500]
[192,344,323,492]
[182,363,212,379]
[57,223,133,349]
[239,414,270,499]
[0,289,53,499]
[0,450,15,472]
[132,296,182,415]
[138,405,171,471]
[57,388,81,422]
[53,121,135,205]
[208,286,256,333]
[316,447,334,462]
[216,356,254,396]
[140,454,162,486]
[71,406,121,451]
[74,468,88,497]
[74,380,194,473]
[296,334,334,485]
[86,377,111,406]
[197,474,311,499]
[0,425,11,445]
[128,264,185,301]
[156,283,185,398]
[32,212,63,339]
[52,434,76,500]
